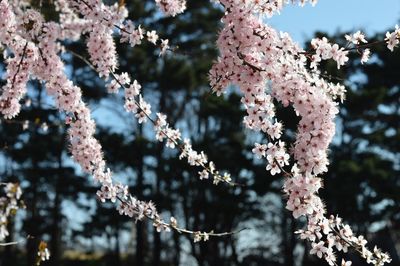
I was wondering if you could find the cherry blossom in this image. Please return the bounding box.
[341,260,352,266]
[146,30,159,44]
[345,30,367,45]
[154,0,186,17]
[385,25,400,51]
[0,0,240,244]
[252,143,267,159]
[36,241,51,264]
[0,183,23,241]
[208,0,394,264]
[361,48,371,64]
[0,0,398,263]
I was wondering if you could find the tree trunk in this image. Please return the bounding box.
[1,218,16,266]
[50,148,63,266]
[114,221,122,266]
[136,125,145,266]
[152,143,164,266]
[172,230,181,265]
[27,83,43,266]
[283,206,295,266]
[26,162,39,266]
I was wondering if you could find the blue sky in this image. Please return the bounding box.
[92,1,400,131]
[268,0,400,43]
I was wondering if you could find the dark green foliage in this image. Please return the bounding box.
[0,2,399,266]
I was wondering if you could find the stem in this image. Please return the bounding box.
[65,46,243,187]
[115,195,247,239]
[10,42,28,89]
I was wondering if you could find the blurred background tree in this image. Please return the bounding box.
[0,1,399,266]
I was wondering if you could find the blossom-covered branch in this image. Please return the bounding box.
[0,0,398,263]
[0,0,241,243]
[209,0,395,265]
[63,0,240,186]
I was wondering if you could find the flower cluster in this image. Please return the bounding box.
[341,28,400,65]
[30,18,172,232]
[284,164,323,219]
[218,0,318,18]
[109,72,235,186]
[120,21,170,55]
[0,0,237,244]
[193,231,210,242]
[0,2,39,119]
[385,25,400,51]
[69,0,127,77]
[310,37,349,69]
[345,30,367,45]
[154,0,186,17]
[0,41,38,119]
[253,141,289,175]
[86,26,118,77]
[70,0,171,73]
[209,0,393,264]
[120,21,144,47]
[210,0,338,178]
[297,214,391,265]
[55,0,88,40]
[36,241,50,265]
[344,31,371,64]
[0,0,165,234]
[0,183,23,241]
[18,9,44,41]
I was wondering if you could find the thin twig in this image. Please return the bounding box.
[115,196,248,238]
[66,46,243,187]
[10,42,28,89]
